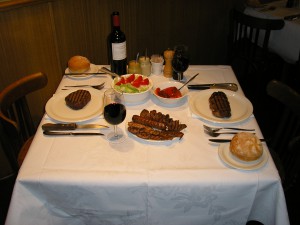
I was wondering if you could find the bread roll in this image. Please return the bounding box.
[230,132,263,161]
[68,56,90,73]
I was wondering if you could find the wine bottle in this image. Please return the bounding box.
[109,11,127,75]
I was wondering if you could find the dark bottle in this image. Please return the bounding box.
[108,11,127,75]
[286,0,294,7]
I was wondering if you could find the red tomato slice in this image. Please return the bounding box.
[132,81,141,88]
[141,78,149,85]
[126,74,135,83]
[134,76,143,83]
[115,77,125,85]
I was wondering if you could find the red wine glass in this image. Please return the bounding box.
[172,45,190,81]
[103,89,126,143]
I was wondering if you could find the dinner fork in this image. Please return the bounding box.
[64,82,105,90]
[203,124,255,132]
[204,129,240,137]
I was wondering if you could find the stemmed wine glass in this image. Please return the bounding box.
[172,45,190,81]
[103,89,126,143]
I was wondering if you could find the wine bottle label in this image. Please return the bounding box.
[112,42,127,60]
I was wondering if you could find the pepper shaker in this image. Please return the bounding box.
[163,49,174,78]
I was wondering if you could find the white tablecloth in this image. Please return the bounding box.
[245,0,300,63]
[5,65,289,225]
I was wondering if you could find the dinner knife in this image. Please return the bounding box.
[43,131,104,136]
[188,83,238,91]
[42,123,109,131]
[209,138,265,143]
[64,72,106,75]
[284,13,300,21]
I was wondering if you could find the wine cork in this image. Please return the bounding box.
[163,49,174,78]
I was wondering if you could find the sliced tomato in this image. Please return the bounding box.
[141,78,149,85]
[115,77,125,85]
[134,75,143,83]
[158,86,182,98]
[132,80,141,88]
[126,74,135,83]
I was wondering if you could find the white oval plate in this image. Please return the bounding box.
[189,89,253,124]
[45,88,103,122]
[65,64,99,78]
[218,143,269,170]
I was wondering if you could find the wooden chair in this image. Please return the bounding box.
[228,9,285,100]
[0,72,48,173]
[266,79,300,191]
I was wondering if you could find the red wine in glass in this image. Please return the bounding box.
[103,89,126,143]
[104,103,126,125]
[172,45,189,81]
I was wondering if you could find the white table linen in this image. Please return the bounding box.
[245,0,300,63]
[5,65,289,225]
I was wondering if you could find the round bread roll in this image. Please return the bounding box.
[230,132,263,161]
[68,55,90,73]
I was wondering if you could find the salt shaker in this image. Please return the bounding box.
[139,56,151,76]
[163,49,174,78]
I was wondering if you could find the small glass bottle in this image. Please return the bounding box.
[139,56,151,76]
[127,60,142,74]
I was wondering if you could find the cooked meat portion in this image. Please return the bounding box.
[65,89,91,110]
[127,122,184,140]
[139,109,187,131]
[132,115,166,130]
[209,91,231,118]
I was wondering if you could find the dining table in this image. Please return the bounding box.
[5,65,289,225]
[244,0,300,64]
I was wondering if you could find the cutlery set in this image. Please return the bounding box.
[203,125,263,143]
[64,82,105,90]
[42,123,108,136]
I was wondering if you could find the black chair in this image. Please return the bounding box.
[0,72,48,173]
[266,79,300,191]
[228,9,285,101]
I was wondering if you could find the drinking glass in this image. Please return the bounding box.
[103,89,126,143]
[172,45,190,81]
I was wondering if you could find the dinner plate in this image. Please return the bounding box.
[218,143,269,170]
[125,120,185,144]
[45,88,103,122]
[64,64,99,78]
[189,89,253,124]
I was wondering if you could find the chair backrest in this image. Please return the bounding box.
[0,72,48,172]
[228,9,284,62]
[266,79,300,190]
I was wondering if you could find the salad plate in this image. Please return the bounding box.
[112,74,153,104]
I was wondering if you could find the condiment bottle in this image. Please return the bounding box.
[163,49,174,78]
[139,56,151,76]
[127,60,142,74]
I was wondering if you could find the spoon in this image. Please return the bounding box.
[178,73,199,90]
[99,67,120,78]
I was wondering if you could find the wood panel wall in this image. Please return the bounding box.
[0,0,244,125]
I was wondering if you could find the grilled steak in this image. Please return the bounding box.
[65,89,91,110]
[209,91,231,118]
